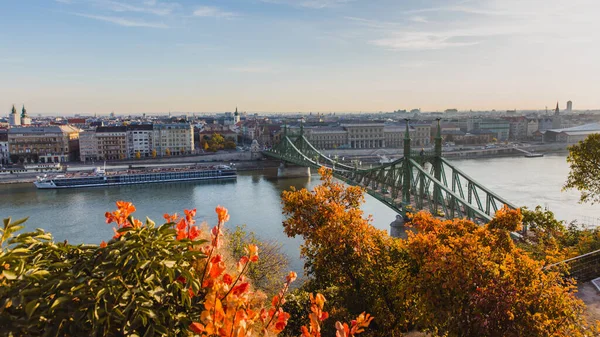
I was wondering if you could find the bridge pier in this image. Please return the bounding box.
[277,162,311,178]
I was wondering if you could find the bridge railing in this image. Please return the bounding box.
[545,249,600,282]
[408,159,492,222]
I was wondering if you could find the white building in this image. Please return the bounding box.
[79,130,99,162]
[9,105,20,126]
[127,125,153,158]
[526,119,539,138]
[20,105,31,126]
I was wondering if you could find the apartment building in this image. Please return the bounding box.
[153,123,194,156]
[8,125,80,163]
[79,130,99,162]
[0,129,8,165]
[127,124,153,158]
[96,126,127,160]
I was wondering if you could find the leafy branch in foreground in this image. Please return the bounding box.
[0,202,371,337]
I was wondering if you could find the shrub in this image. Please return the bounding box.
[0,202,371,337]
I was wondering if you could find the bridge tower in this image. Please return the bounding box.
[433,118,443,212]
[402,119,411,206]
[277,120,311,178]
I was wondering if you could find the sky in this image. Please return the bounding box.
[1,0,600,115]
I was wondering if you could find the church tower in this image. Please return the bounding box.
[21,105,31,126]
[552,101,562,129]
[234,106,240,124]
[9,105,21,126]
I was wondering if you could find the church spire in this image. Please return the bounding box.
[21,105,27,118]
[234,106,239,116]
[11,105,16,115]
[555,102,560,116]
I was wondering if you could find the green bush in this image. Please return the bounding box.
[0,217,206,336]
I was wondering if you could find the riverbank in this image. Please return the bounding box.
[321,143,568,163]
[0,143,571,184]
[0,160,280,185]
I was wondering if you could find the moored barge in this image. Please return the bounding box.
[34,165,236,189]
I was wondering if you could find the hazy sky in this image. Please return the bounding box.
[2,0,600,115]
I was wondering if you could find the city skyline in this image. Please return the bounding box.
[2,0,600,114]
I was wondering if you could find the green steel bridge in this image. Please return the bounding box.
[263,120,517,223]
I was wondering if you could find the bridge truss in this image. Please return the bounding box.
[263,121,516,223]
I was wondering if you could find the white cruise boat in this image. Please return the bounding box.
[34,165,236,189]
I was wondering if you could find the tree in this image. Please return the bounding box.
[135,151,141,159]
[211,133,225,145]
[282,167,412,336]
[224,140,237,150]
[283,169,599,337]
[151,149,157,158]
[227,225,289,296]
[405,209,599,337]
[519,205,600,259]
[564,134,600,204]
[165,148,171,156]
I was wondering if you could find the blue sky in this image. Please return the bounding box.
[1,0,600,115]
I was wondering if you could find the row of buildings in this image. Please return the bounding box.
[0,123,194,165]
[79,124,194,162]
[2,101,598,165]
[301,122,431,149]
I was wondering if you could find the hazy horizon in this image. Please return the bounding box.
[2,0,599,114]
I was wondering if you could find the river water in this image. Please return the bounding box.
[0,155,598,272]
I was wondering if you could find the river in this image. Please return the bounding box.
[0,155,598,273]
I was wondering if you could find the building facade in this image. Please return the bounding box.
[543,123,600,144]
[303,122,430,150]
[96,126,127,160]
[152,123,194,156]
[504,117,528,141]
[79,130,99,162]
[526,119,539,138]
[474,119,510,141]
[0,129,8,165]
[342,123,385,149]
[383,126,407,148]
[127,125,153,158]
[8,126,79,163]
[307,127,348,149]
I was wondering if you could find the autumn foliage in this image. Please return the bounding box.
[282,167,412,336]
[282,167,599,337]
[0,201,371,336]
[407,209,598,337]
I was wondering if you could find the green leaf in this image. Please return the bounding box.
[96,288,107,300]
[137,260,150,270]
[162,260,176,268]
[25,300,40,319]
[2,270,17,280]
[50,296,70,310]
